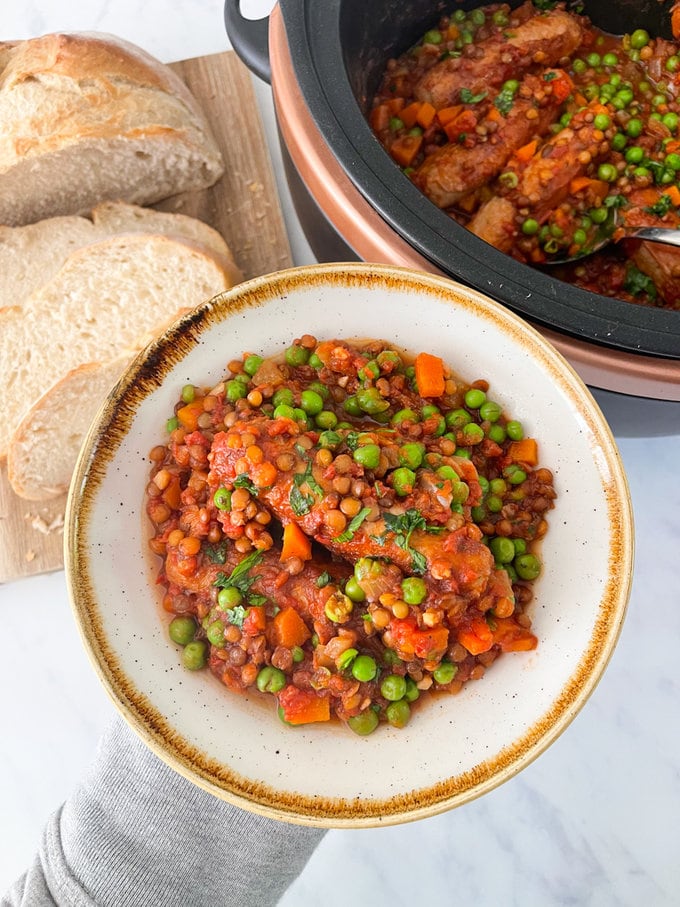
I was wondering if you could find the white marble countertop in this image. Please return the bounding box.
[1,2,680,904]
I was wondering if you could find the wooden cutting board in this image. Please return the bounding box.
[0,50,293,584]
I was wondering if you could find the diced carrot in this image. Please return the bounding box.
[628,187,662,208]
[457,618,494,655]
[666,184,680,207]
[280,522,312,562]
[252,460,277,488]
[445,24,460,41]
[162,475,182,510]
[400,101,423,129]
[491,617,538,652]
[548,70,573,103]
[414,351,446,397]
[270,606,312,649]
[507,438,538,466]
[278,686,330,725]
[437,104,463,127]
[389,134,423,167]
[386,97,405,115]
[486,106,504,124]
[416,101,436,129]
[176,400,204,431]
[388,619,449,661]
[369,103,390,132]
[569,176,608,199]
[243,606,267,636]
[514,139,538,163]
[443,110,478,143]
[573,91,588,108]
[665,139,680,156]
[672,4,680,39]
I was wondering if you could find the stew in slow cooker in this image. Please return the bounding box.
[146,337,555,734]
[369,0,680,309]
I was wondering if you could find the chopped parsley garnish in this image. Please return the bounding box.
[624,265,657,300]
[334,506,372,543]
[233,474,258,495]
[381,509,433,574]
[532,0,558,9]
[543,71,558,82]
[213,549,267,607]
[203,539,229,564]
[344,431,361,451]
[493,89,515,116]
[460,88,488,105]
[603,194,627,210]
[224,605,248,627]
[289,457,324,516]
[316,571,331,588]
[645,193,674,217]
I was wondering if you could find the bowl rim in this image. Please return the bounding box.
[274,0,680,360]
[65,261,634,827]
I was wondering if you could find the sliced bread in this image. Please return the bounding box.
[0,231,236,460]
[0,32,224,226]
[7,355,133,500]
[0,200,241,308]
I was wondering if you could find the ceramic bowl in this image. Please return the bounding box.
[65,262,633,828]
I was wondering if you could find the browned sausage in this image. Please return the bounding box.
[415,8,583,109]
[413,71,567,209]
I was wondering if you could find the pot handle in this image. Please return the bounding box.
[224,0,272,84]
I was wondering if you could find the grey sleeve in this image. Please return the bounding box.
[3,718,326,907]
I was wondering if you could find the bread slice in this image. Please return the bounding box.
[0,32,224,226]
[0,232,236,460]
[7,355,133,499]
[0,201,241,308]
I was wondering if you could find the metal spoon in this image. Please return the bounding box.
[543,208,680,264]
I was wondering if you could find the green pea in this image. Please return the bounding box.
[272,387,294,408]
[218,586,243,608]
[505,465,527,485]
[572,57,586,74]
[348,709,380,736]
[489,536,516,564]
[630,28,649,49]
[243,354,263,376]
[169,616,196,646]
[573,228,587,246]
[213,487,232,511]
[291,646,305,663]
[398,442,425,469]
[593,113,611,130]
[300,389,324,415]
[226,379,247,402]
[513,538,528,556]
[401,576,427,605]
[464,388,487,409]
[308,352,323,369]
[337,648,359,671]
[385,700,411,729]
[345,576,366,602]
[404,676,420,702]
[352,443,380,470]
[285,344,309,367]
[206,620,226,647]
[506,420,524,441]
[356,387,390,415]
[423,28,442,44]
[389,116,404,131]
[454,448,471,460]
[352,655,378,682]
[181,384,196,403]
[610,131,627,151]
[343,396,361,417]
[392,407,419,425]
[652,93,667,108]
[445,408,472,429]
[625,145,644,164]
[486,494,504,513]
[663,112,680,134]
[515,553,542,580]
[489,477,507,495]
[166,416,179,433]
[451,481,470,504]
[665,152,680,171]
[479,399,502,422]
[493,9,509,26]
[462,422,485,444]
[597,162,618,182]
[437,465,457,481]
[391,467,416,496]
[381,674,407,702]
[182,640,207,671]
[666,55,680,73]
[273,403,296,420]
[488,424,507,444]
[433,660,458,684]
[602,52,618,67]
[255,666,286,693]
[315,410,338,430]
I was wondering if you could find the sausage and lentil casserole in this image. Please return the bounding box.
[370,0,680,308]
[146,337,556,735]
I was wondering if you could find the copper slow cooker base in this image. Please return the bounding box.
[269,4,680,402]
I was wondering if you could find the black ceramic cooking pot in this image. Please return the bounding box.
[225,0,680,405]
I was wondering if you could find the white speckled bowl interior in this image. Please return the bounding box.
[65,262,633,827]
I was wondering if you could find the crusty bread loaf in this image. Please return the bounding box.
[0,232,236,462]
[7,355,133,500]
[0,32,224,226]
[0,200,241,308]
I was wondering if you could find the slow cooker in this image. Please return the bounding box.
[225,0,680,422]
